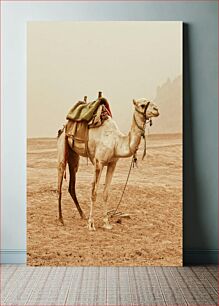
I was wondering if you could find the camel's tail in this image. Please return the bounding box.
[57,125,65,138]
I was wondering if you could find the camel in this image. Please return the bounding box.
[57,96,159,230]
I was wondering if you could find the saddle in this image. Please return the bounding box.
[65,97,112,155]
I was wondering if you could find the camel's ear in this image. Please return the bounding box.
[133,99,137,106]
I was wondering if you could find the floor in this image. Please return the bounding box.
[1,265,218,305]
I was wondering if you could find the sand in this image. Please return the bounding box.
[27,133,182,266]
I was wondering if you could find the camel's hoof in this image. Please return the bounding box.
[87,222,96,231]
[58,218,64,226]
[103,223,113,230]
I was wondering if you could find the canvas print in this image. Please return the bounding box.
[27,21,182,266]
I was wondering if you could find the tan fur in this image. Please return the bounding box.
[57,98,159,230]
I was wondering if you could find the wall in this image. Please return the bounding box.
[1,1,218,264]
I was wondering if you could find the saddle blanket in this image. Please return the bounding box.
[66,97,112,122]
[65,97,112,155]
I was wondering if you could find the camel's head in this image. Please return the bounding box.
[133,98,159,120]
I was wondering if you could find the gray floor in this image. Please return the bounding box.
[1,265,218,305]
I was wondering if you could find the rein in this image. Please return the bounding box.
[108,155,135,218]
[108,102,152,218]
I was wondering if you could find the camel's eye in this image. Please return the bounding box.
[140,104,145,108]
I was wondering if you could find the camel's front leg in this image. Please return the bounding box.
[57,161,65,225]
[88,161,103,231]
[103,161,117,230]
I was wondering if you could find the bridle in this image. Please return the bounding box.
[134,102,152,133]
[133,101,152,160]
[135,100,150,117]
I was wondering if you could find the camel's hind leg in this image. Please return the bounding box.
[68,148,86,219]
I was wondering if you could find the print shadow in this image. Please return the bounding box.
[183,23,207,265]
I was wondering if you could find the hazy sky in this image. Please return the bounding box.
[27,21,182,137]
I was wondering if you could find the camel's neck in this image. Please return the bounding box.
[115,113,145,158]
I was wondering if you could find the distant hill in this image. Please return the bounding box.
[151,75,182,134]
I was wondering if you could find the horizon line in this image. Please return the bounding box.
[27,132,183,140]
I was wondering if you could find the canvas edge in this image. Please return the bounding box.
[1,249,217,265]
